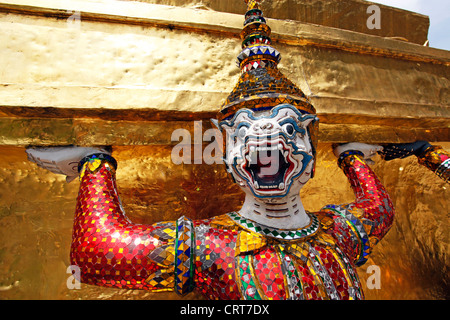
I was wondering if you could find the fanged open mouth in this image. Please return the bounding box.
[241,139,296,192]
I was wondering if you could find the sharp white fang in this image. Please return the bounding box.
[254,181,259,189]
[279,183,285,189]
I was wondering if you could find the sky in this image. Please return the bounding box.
[371,0,450,51]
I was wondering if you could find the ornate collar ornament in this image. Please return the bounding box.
[228,211,320,240]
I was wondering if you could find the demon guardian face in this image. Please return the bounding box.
[218,104,318,200]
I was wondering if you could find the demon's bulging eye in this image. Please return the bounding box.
[283,123,294,135]
[238,126,247,138]
[280,119,307,139]
[231,125,248,144]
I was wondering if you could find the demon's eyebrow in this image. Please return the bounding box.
[275,110,291,122]
[269,104,304,118]
[219,109,255,129]
[219,104,315,130]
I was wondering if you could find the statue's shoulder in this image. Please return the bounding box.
[311,210,335,232]
[304,211,337,248]
[194,213,240,232]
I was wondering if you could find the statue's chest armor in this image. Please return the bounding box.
[194,221,365,300]
[194,213,365,300]
[235,241,364,300]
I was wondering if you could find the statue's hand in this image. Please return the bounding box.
[333,142,383,165]
[378,140,432,161]
[26,146,111,183]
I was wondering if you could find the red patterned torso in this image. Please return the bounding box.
[70,153,395,299]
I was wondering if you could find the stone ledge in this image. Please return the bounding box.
[1,116,447,146]
[0,84,448,119]
[0,0,448,65]
[132,0,431,46]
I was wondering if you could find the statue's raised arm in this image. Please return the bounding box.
[27,146,183,293]
[319,143,395,267]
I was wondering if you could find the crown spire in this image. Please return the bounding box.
[217,0,316,121]
[244,0,263,11]
[238,0,280,73]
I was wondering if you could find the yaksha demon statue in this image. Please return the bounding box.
[26,0,449,300]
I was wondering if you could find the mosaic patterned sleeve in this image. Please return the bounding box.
[70,155,181,292]
[321,151,395,267]
[417,146,450,183]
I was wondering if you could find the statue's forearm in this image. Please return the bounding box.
[338,151,395,242]
[70,156,174,291]
[322,151,395,266]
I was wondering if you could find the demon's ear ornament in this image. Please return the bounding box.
[210,118,220,131]
[302,116,318,128]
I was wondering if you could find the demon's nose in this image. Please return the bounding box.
[252,120,277,135]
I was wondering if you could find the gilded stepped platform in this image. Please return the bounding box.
[0,0,449,300]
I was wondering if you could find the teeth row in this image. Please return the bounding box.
[245,150,289,162]
[255,182,285,190]
[249,144,283,153]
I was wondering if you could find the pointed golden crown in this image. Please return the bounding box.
[217,0,316,121]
